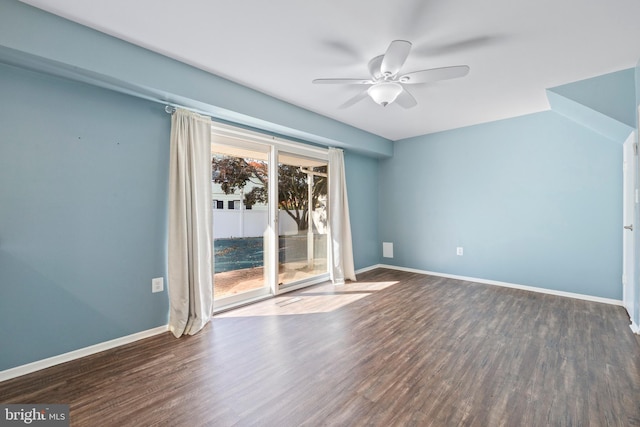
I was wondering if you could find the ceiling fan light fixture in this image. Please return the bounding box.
[313,39,470,110]
[368,82,403,107]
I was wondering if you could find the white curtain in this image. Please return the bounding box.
[328,148,356,284]
[167,109,213,338]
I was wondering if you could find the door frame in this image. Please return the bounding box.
[211,122,330,310]
[622,131,636,320]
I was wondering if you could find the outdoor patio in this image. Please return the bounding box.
[213,260,328,299]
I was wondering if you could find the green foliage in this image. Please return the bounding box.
[212,156,327,231]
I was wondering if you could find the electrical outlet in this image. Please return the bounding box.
[152,277,164,293]
[456,247,464,256]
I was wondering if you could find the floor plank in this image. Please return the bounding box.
[1,268,639,426]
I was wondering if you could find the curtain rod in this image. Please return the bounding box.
[164,105,211,122]
[165,104,331,155]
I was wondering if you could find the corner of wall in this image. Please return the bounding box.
[546,89,633,143]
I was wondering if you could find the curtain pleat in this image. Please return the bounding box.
[167,109,213,337]
[328,148,356,284]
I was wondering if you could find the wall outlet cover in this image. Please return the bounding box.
[152,277,164,293]
[383,242,394,258]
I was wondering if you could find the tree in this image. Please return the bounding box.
[212,156,326,232]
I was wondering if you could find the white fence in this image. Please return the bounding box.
[212,209,300,239]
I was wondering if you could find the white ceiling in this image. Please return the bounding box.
[20,0,640,141]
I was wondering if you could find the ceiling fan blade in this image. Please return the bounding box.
[339,90,370,109]
[395,88,418,109]
[312,78,373,85]
[412,35,503,57]
[368,55,384,79]
[381,40,412,76]
[399,65,470,84]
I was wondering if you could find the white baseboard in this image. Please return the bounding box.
[631,321,640,334]
[355,264,382,275]
[0,325,168,383]
[373,264,624,307]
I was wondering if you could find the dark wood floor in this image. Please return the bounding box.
[1,268,640,426]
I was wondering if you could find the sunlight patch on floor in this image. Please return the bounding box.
[215,280,399,318]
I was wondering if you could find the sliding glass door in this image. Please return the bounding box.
[211,124,329,309]
[211,140,272,307]
[277,152,328,289]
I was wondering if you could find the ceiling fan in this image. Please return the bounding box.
[313,40,469,108]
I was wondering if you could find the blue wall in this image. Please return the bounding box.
[0,63,171,370]
[0,61,382,371]
[379,111,622,299]
[549,68,636,128]
[345,152,379,269]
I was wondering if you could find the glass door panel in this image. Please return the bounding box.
[211,141,271,306]
[277,152,328,288]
